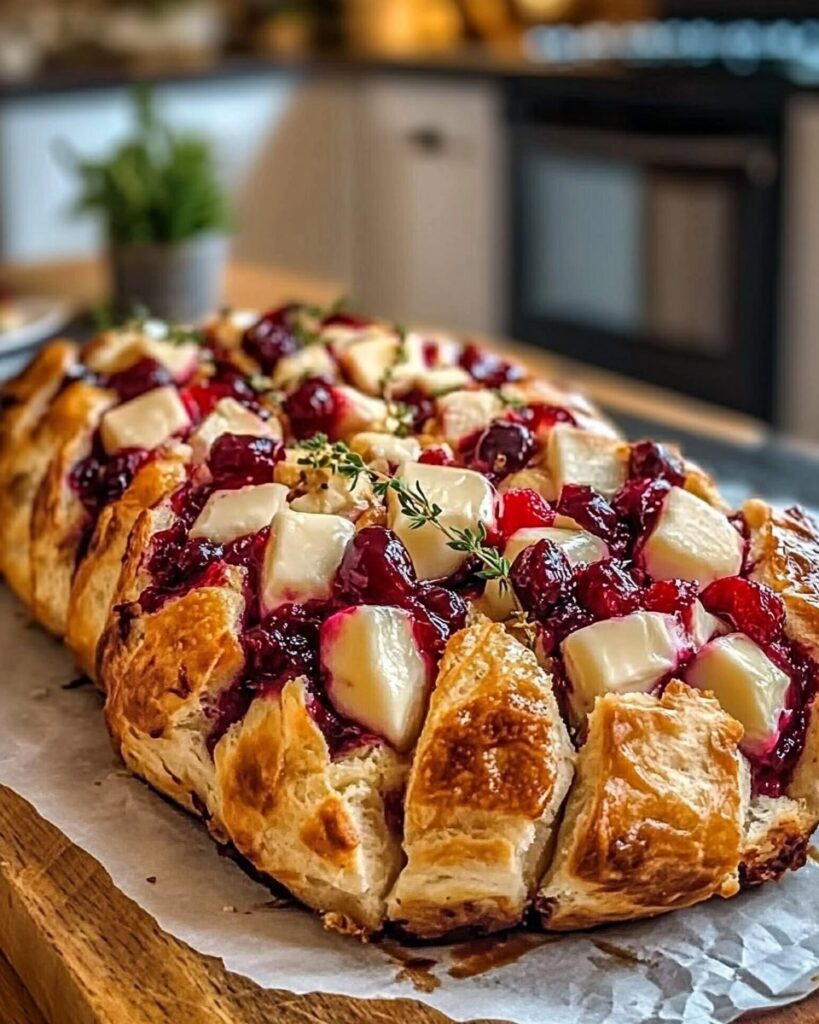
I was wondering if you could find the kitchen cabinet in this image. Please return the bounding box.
[351,76,503,334]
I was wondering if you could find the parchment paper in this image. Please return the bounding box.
[1,587,818,1024]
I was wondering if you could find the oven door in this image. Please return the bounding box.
[508,121,780,420]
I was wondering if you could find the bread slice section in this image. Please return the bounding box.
[538,682,747,930]
[66,456,188,682]
[387,617,575,939]
[100,504,246,823]
[215,680,407,935]
[0,342,79,605]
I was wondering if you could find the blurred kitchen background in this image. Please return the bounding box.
[3,0,819,445]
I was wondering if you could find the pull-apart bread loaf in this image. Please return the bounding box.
[2,303,818,942]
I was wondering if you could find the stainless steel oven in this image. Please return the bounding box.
[507,77,784,420]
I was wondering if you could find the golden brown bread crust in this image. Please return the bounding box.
[538,683,747,931]
[29,386,115,636]
[215,680,407,934]
[100,501,246,820]
[387,618,574,939]
[740,794,816,887]
[0,378,110,608]
[0,342,78,603]
[66,456,189,683]
[0,340,76,450]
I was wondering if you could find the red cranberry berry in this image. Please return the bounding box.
[321,311,371,329]
[557,484,629,558]
[459,343,524,388]
[399,388,434,432]
[208,434,284,489]
[497,488,554,541]
[629,440,685,486]
[510,539,573,619]
[243,606,321,690]
[418,446,454,467]
[333,526,417,606]
[700,577,785,646]
[284,377,339,439]
[242,308,300,373]
[472,421,536,478]
[183,363,263,418]
[71,443,151,520]
[416,583,468,636]
[179,537,224,578]
[612,478,671,541]
[106,357,172,402]
[511,403,577,432]
[575,559,641,621]
[643,578,699,614]
[539,601,596,656]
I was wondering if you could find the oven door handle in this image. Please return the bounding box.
[526,125,777,184]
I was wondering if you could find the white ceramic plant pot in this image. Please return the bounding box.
[110,232,228,324]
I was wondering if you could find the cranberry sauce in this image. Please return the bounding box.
[496,488,554,542]
[104,357,173,402]
[466,421,536,482]
[70,432,153,562]
[241,306,300,374]
[181,360,267,419]
[211,526,468,759]
[459,343,524,388]
[284,377,339,440]
[136,434,284,613]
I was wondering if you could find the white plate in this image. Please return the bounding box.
[0,295,73,355]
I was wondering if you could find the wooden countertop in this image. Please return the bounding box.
[0,258,816,1024]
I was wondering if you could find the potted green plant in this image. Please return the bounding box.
[66,88,230,322]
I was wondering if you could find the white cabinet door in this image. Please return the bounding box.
[351,76,503,334]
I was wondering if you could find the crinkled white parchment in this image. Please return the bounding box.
[0,588,818,1024]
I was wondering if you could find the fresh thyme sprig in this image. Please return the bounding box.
[292,295,350,346]
[295,436,525,610]
[492,388,525,409]
[167,324,205,347]
[297,433,371,488]
[379,326,417,438]
[378,476,513,592]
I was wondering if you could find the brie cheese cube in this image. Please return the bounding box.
[322,605,429,751]
[100,386,190,454]
[334,386,388,435]
[388,462,495,580]
[262,509,355,611]
[350,432,422,466]
[319,323,384,356]
[685,633,790,752]
[189,397,277,462]
[86,333,198,381]
[272,344,337,389]
[189,483,288,545]
[340,333,412,395]
[562,611,683,718]
[548,425,626,500]
[484,526,608,620]
[642,486,743,589]
[436,389,502,446]
[412,366,472,396]
[686,599,728,649]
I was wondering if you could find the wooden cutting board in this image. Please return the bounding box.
[1,785,817,1024]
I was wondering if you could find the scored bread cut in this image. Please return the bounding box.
[388,617,574,938]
